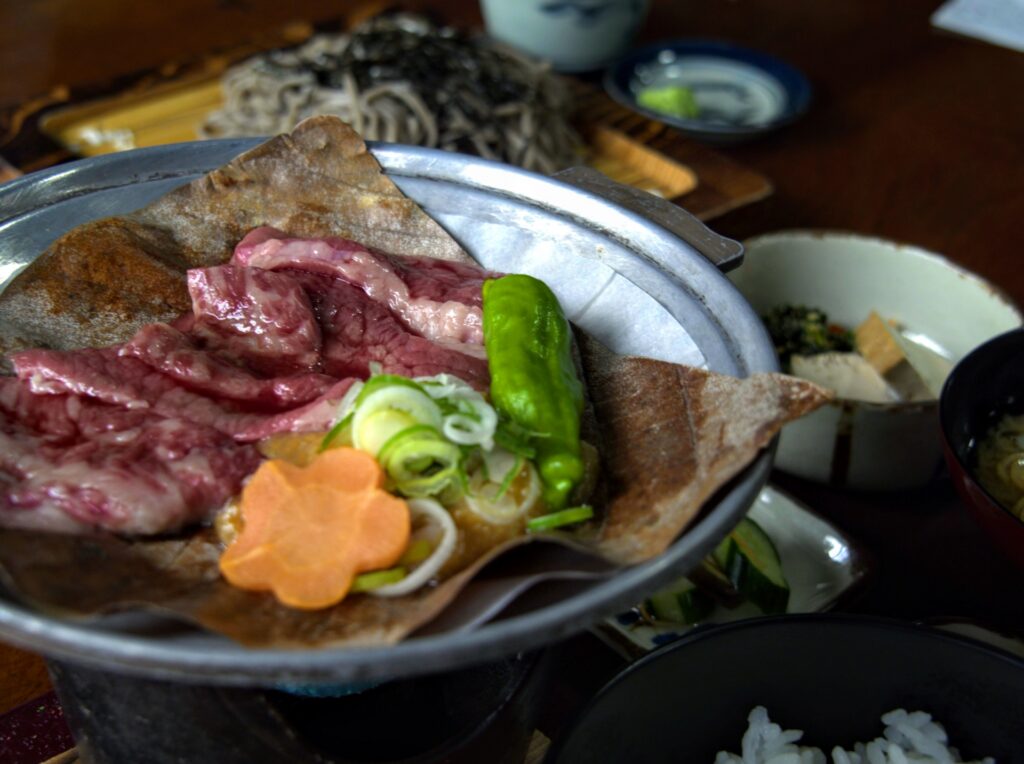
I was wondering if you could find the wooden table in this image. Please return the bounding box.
[1,0,1023,752]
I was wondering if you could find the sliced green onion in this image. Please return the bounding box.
[370,498,457,597]
[439,390,497,448]
[394,474,458,498]
[385,438,462,496]
[335,378,365,413]
[354,373,426,406]
[495,453,523,499]
[351,384,443,454]
[377,424,444,465]
[318,380,364,451]
[526,505,594,533]
[432,397,461,418]
[387,438,461,481]
[414,374,499,449]
[416,373,475,400]
[353,408,418,457]
[356,383,441,423]
[399,539,433,566]
[481,447,521,496]
[319,412,353,452]
[465,459,539,524]
[351,567,407,592]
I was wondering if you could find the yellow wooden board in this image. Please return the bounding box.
[40,74,223,156]
[39,73,697,199]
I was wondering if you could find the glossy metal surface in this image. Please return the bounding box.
[0,140,775,685]
[553,166,744,271]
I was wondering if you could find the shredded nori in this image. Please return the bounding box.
[277,14,573,165]
[333,19,535,113]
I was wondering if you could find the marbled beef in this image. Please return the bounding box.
[0,230,495,535]
[188,265,323,375]
[122,324,335,408]
[233,227,492,345]
[291,271,489,389]
[0,378,260,535]
[12,346,355,441]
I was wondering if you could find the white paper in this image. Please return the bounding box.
[932,0,1024,54]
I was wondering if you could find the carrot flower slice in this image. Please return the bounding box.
[219,447,411,609]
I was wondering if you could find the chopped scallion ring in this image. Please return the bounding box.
[351,567,407,592]
[399,539,433,566]
[384,436,462,496]
[318,380,364,451]
[355,373,425,405]
[319,413,351,452]
[526,505,594,532]
[377,424,443,465]
[370,498,457,597]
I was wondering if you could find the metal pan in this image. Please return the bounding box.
[0,140,775,686]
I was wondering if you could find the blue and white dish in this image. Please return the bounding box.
[596,485,872,657]
[604,39,812,143]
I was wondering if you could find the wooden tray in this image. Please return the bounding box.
[570,81,772,220]
[5,26,769,220]
[40,74,224,156]
[38,71,701,202]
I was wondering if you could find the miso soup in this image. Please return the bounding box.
[976,412,1024,520]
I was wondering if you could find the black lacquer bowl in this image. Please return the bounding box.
[940,327,1024,568]
[547,614,1024,763]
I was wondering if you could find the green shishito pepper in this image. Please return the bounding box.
[482,275,585,511]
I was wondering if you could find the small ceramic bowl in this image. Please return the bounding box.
[546,615,1024,763]
[480,0,650,73]
[940,328,1024,568]
[604,39,812,144]
[729,231,1022,490]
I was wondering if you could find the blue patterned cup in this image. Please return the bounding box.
[481,0,651,72]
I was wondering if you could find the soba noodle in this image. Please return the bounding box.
[201,15,581,173]
[976,412,1024,519]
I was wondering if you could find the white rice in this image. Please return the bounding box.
[714,706,995,764]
